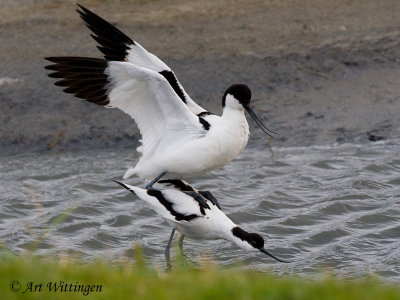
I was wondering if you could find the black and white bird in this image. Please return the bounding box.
[114,180,288,265]
[45,5,275,186]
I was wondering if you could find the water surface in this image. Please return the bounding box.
[0,140,399,280]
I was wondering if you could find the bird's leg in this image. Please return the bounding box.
[175,232,188,267]
[178,233,185,257]
[199,190,221,210]
[165,228,176,269]
[146,172,167,189]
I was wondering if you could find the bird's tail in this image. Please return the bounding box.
[113,181,161,211]
[113,180,151,199]
[113,180,137,195]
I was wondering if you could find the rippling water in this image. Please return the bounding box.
[1,140,399,280]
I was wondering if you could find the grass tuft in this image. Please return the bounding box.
[0,251,399,300]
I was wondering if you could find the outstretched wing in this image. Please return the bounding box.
[45,57,207,157]
[76,4,207,115]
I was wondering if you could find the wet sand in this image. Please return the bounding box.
[1,0,400,154]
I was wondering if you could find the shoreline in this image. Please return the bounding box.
[1,0,400,155]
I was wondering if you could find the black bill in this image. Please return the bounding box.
[244,105,277,137]
[260,247,290,263]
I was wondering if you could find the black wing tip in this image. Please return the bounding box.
[44,56,62,63]
[113,180,129,189]
[44,56,107,66]
[75,2,134,61]
[44,57,74,65]
[112,179,125,187]
[44,57,110,106]
[113,180,137,196]
[76,5,90,20]
[76,3,89,14]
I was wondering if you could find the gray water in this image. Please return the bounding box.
[1,140,399,280]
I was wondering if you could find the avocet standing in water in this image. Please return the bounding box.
[114,180,288,265]
[45,5,275,185]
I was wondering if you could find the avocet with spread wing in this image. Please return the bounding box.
[45,5,275,185]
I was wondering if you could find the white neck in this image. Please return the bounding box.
[222,94,245,116]
[221,94,247,122]
[222,105,245,119]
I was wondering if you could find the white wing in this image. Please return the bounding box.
[116,183,204,222]
[45,57,207,158]
[126,42,206,115]
[76,4,207,115]
[106,61,206,157]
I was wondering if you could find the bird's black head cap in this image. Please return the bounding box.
[232,227,264,249]
[222,84,251,107]
[232,226,289,263]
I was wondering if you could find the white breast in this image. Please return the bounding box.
[133,110,250,179]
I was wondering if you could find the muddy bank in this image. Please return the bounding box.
[1,0,400,155]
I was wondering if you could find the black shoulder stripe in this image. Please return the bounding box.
[159,70,186,103]
[158,180,195,192]
[199,117,211,131]
[147,190,199,222]
[158,180,209,215]
[44,56,110,106]
[77,4,134,61]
